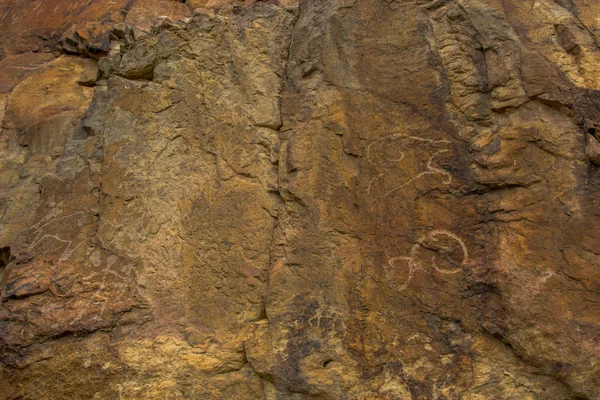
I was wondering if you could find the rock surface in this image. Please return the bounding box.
[1,0,600,399]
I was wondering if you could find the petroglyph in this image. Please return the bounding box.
[97,216,123,249]
[10,10,26,25]
[31,211,84,234]
[75,253,143,324]
[366,134,453,195]
[366,173,384,194]
[0,0,92,26]
[29,209,140,299]
[30,211,85,262]
[384,256,414,292]
[91,260,142,314]
[31,2,43,16]
[385,149,453,197]
[385,230,469,291]
[417,230,468,275]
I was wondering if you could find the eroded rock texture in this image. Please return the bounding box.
[1,0,600,399]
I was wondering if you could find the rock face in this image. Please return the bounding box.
[1,0,600,399]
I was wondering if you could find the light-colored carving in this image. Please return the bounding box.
[385,149,452,197]
[385,229,468,291]
[29,210,142,316]
[97,217,122,249]
[414,230,468,275]
[30,211,85,262]
[92,261,142,315]
[32,2,43,16]
[384,256,416,292]
[10,10,27,25]
[365,133,452,195]
[366,173,384,195]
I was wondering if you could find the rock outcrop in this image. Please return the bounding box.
[1,0,600,399]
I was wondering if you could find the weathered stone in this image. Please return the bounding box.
[189,0,298,14]
[586,134,600,164]
[124,0,191,38]
[0,0,130,56]
[1,1,600,399]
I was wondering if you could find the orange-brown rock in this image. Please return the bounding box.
[125,0,191,38]
[189,0,298,13]
[1,1,600,399]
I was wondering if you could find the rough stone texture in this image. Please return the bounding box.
[1,0,600,399]
[124,0,191,38]
[189,0,298,13]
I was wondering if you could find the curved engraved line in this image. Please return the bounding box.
[29,234,82,263]
[366,133,449,166]
[384,256,414,291]
[426,150,453,185]
[416,230,468,275]
[366,173,384,194]
[94,262,141,314]
[386,229,468,292]
[366,134,451,195]
[366,134,404,166]
[31,211,84,232]
[384,149,452,197]
[10,10,27,25]
[30,211,93,264]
